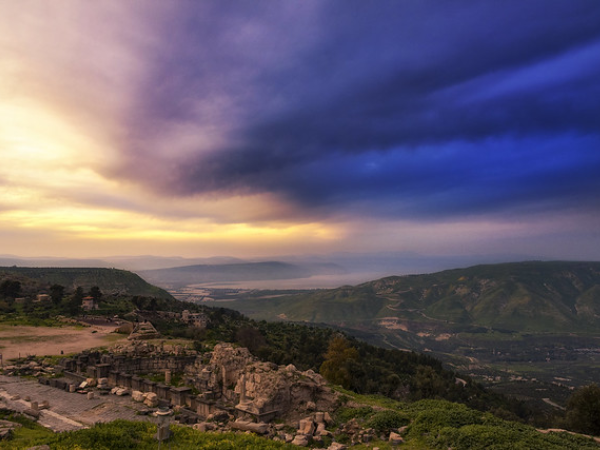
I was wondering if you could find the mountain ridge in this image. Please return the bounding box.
[225,260,600,333]
[0,266,174,299]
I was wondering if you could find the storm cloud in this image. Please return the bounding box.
[2,0,600,259]
[101,1,600,223]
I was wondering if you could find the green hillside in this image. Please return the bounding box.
[229,261,600,333]
[2,400,599,450]
[0,267,173,299]
[221,261,600,404]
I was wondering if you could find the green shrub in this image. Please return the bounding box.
[335,406,373,423]
[430,423,600,450]
[365,410,409,433]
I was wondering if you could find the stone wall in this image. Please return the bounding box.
[52,343,338,423]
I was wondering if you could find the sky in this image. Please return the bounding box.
[1,1,600,261]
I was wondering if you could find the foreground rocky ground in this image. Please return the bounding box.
[0,375,150,432]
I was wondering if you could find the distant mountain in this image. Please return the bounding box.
[0,254,248,271]
[138,261,346,287]
[102,255,248,271]
[0,267,173,299]
[0,255,112,268]
[226,261,600,333]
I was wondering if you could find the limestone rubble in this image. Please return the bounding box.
[1,343,409,448]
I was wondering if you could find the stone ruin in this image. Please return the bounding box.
[127,321,160,340]
[184,344,336,423]
[43,342,337,435]
[2,342,418,448]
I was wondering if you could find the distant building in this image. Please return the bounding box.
[35,294,51,303]
[81,296,98,311]
[181,310,209,328]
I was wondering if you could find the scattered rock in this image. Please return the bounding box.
[389,431,404,445]
[230,418,269,434]
[132,390,145,402]
[327,443,348,450]
[143,393,158,408]
[193,421,216,432]
[298,418,315,435]
[291,434,310,446]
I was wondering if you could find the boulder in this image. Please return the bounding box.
[389,431,404,445]
[291,434,310,447]
[143,393,158,408]
[132,390,145,402]
[230,419,269,435]
[193,422,216,432]
[298,418,315,435]
[327,443,348,450]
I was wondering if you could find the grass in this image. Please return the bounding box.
[0,314,68,328]
[0,420,297,450]
[0,395,598,449]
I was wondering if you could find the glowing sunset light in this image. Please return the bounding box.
[0,1,599,262]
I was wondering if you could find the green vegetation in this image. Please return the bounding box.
[565,384,600,436]
[0,267,173,300]
[3,263,600,446]
[218,261,600,410]
[365,409,410,433]
[319,335,359,389]
[226,261,600,333]
[2,400,598,450]
[0,418,296,449]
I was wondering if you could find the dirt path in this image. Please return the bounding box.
[0,324,127,362]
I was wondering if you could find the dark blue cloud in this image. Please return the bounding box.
[121,1,600,221]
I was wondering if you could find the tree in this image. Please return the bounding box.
[319,335,359,389]
[411,365,448,400]
[566,383,600,436]
[235,326,266,353]
[63,286,84,316]
[50,284,65,306]
[89,286,103,303]
[22,297,35,314]
[0,280,21,299]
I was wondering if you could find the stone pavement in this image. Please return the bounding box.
[0,375,155,432]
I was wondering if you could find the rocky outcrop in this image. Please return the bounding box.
[184,344,338,421]
[234,361,335,421]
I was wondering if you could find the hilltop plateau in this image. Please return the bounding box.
[0,267,173,300]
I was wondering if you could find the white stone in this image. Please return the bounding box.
[389,431,404,445]
[291,434,310,447]
[144,393,158,407]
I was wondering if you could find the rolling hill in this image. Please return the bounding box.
[227,261,600,333]
[220,261,600,401]
[0,267,173,299]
